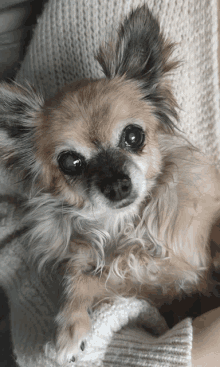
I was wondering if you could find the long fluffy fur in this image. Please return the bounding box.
[0,4,220,364]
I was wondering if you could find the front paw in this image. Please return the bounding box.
[56,311,91,365]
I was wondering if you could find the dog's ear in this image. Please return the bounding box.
[96,5,179,131]
[0,83,43,181]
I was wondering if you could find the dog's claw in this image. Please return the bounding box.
[56,312,90,364]
[80,341,85,351]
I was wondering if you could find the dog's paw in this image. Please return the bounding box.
[56,313,90,365]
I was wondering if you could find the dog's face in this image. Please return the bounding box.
[35,77,162,217]
[0,5,178,219]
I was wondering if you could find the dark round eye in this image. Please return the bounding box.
[57,151,85,176]
[120,124,145,151]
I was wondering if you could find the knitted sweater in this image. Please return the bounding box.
[1,0,220,365]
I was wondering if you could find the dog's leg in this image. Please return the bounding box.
[55,245,106,363]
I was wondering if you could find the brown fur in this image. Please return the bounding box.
[0,4,220,364]
[45,79,220,360]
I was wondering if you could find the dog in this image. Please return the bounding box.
[0,4,220,364]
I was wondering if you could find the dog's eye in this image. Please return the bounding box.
[57,151,85,176]
[120,124,145,151]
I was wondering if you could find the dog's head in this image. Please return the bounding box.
[0,5,178,219]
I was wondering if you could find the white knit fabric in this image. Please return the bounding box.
[44,299,170,366]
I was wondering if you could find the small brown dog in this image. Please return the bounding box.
[0,4,220,364]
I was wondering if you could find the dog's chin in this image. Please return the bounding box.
[80,193,144,223]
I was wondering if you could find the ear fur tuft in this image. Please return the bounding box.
[0,83,43,182]
[96,5,179,132]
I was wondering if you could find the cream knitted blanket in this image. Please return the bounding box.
[0,0,219,366]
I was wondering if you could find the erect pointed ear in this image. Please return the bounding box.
[0,82,44,180]
[96,5,179,131]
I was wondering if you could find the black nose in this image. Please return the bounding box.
[100,175,132,202]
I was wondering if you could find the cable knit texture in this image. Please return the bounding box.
[1,0,219,365]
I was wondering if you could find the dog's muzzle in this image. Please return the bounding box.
[87,148,136,206]
[99,174,132,202]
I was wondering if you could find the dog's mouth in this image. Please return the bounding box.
[109,193,138,209]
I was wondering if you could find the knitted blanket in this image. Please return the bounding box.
[1,0,219,365]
